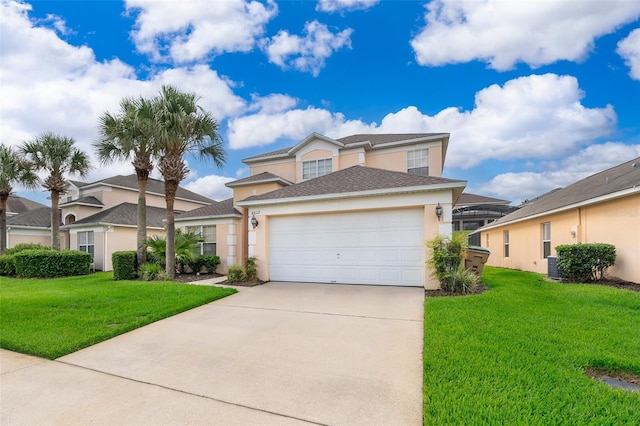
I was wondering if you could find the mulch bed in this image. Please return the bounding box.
[585,367,640,386]
[425,282,490,298]
[575,277,640,293]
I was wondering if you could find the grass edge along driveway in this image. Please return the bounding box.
[423,266,640,425]
[0,272,236,359]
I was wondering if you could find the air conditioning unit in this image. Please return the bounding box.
[547,256,562,280]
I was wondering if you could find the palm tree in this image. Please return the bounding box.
[0,144,39,254]
[20,133,91,250]
[95,96,159,265]
[153,85,226,278]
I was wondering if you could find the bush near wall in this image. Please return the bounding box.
[0,255,16,276]
[14,249,92,278]
[556,243,616,283]
[5,243,51,255]
[112,250,138,281]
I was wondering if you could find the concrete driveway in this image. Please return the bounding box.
[1,282,424,425]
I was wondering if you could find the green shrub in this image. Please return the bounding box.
[451,265,480,294]
[556,243,616,282]
[112,251,137,280]
[244,257,257,281]
[138,262,167,281]
[5,243,51,255]
[201,255,220,273]
[0,255,16,276]
[226,265,245,283]
[427,234,474,293]
[14,249,92,278]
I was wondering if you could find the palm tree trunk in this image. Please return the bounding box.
[51,190,61,250]
[0,194,8,255]
[137,175,148,266]
[164,180,178,278]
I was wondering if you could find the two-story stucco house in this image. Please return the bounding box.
[177,133,467,289]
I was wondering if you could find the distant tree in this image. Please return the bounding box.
[152,85,226,278]
[20,133,91,250]
[0,144,39,254]
[95,96,159,265]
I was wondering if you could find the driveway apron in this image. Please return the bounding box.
[1,282,424,425]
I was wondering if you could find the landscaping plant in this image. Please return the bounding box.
[556,243,616,282]
[426,234,478,293]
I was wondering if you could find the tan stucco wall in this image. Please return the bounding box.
[251,161,297,183]
[338,151,364,169]
[7,233,51,248]
[366,150,406,173]
[178,219,242,274]
[480,194,640,283]
[233,182,286,204]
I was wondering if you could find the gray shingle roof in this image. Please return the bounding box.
[7,207,54,227]
[69,203,169,228]
[226,172,293,188]
[6,195,46,214]
[82,175,214,204]
[456,193,510,207]
[60,196,104,207]
[242,133,447,162]
[176,198,242,220]
[239,166,465,202]
[484,157,640,228]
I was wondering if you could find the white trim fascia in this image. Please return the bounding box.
[62,222,165,230]
[237,181,467,207]
[243,152,291,164]
[339,141,371,151]
[226,177,293,188]
[287,133,344,155]
[478,187,640,232]
[6,225,50,231]
[370,134,448,149]
[60,201,104,208]
[176,213,243,222]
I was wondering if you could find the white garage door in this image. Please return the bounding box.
[269,209,424,286]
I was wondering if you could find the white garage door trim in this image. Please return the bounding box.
[269,209,424,286]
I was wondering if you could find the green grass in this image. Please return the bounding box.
[424,266,640,425]
[0,272,236,359]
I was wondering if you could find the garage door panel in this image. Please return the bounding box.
[270,209,424,286]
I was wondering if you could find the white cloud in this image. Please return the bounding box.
[248,93,298,114]
[411,0,640,70]
[617,28,640,80]
[0,0,245,183]
[316,0,380,13]
[263,20,353,76]
[228,74,616,169]
[183,175,234,201]
[126,0,278,63]
[473,142,640,203]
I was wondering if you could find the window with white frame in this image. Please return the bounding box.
[78,231,94,257]
[187,225,216,255]
[302,158,332,180]
[542,222,551,258]
[503,230,510,258]
[407,148,429,176]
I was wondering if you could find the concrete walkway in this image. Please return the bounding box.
[1,282,424,425]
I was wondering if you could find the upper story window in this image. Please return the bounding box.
[407,148,429,176]
[503,230,510,258]
[302,158,332,180]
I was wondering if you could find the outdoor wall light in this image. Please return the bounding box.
[250,213,259,229]
[435,203,443,221]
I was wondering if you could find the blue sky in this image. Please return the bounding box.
[1,0,639,205]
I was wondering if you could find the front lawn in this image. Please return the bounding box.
[424,266,640,425]
[0,272,236,359]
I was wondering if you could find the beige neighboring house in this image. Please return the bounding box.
[178,132,467,289]
[7,175,214,271]
[5,195,52,248]
[475,157,640,283]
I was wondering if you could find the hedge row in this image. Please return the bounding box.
[556,243,616,282]
[12,249,93,278]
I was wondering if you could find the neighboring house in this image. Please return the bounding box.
[6,195,46,217]
[187,132,466,289]
[453,193,517,232]
[7,175,215,271]
[474,157,640,283]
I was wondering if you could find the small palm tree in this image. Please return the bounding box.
[152,85,226,278]
[20,133,91,250]
[95,96,159,265]
[145,229,202,272]
[0,144,39,254]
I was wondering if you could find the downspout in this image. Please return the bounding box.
[104,226,111,271]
